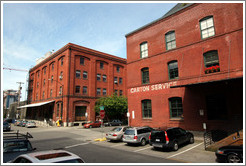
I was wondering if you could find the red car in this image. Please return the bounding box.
[83,121,102,128]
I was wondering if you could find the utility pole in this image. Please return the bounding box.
[16,82,24,119]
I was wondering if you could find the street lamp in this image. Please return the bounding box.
[48,78,64,125]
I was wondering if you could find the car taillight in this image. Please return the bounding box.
[134,136,138,139]
[149,133,151,140]
[112,134,117,137]
[164,131,169,144]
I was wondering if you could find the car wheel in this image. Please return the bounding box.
[189,135,194,144]
[173,142,179,151]
[227,154,242,163]
[89,125,92,128]
[141,138,146,146]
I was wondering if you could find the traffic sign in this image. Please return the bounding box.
[100,110,105,119]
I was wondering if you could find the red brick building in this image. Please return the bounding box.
[126,3,243,132]
[26,43,127,126]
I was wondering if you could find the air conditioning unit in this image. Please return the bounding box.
[114,80,118,84]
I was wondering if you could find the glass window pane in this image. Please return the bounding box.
[207,18,213,27]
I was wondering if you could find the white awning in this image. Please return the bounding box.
[17,100,55,109]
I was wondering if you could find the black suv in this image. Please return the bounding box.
[3,131,36,163]
[215,145,243,163]
[149,127,194,151]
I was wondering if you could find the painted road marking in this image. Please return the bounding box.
[166,142,203,159]
[134,146,152,152]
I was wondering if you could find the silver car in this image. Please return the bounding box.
[25,121,36,128]
[123,126,153,146]
[106,126,129,141]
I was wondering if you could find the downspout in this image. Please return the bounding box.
[66,47,71,126]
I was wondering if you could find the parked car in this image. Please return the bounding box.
[14,120,22,126]
[215,145,243,163]
[9,150,85,163]
[83,121,102,128]
[19,121,28,127]
[106,126,130,141]
[123,126,154,146]
[25,121,36,128]
[3,122,11,131]
[104,119,122,126]
[3,131,36,163]
[149,127,194,151]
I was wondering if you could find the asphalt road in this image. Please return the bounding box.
[7,125,180,163]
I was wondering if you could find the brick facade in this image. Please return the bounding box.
[126,3,243,131]
[27,43,127,126]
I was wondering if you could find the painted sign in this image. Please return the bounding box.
[129,81,177,94]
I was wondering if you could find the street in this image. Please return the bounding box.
[6,124,216,163]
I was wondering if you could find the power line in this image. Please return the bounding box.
[3,67,28,72]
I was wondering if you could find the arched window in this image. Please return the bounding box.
[140,42,148,58]
[142,99,152,118]
[169,97,183,119]
[168,60,179,79]
[199,16,215,39]
[141,67,149,84]
[165,31,176,50]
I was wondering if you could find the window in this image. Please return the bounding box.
[75,86,80,93]
[140,42,148,58]
[59,86,63,95]
[52,63,54,71]
[60,72,63,80]
[61,57,64,66]
[42,91,45,99]
[103,88,107,96]
[37,71,40,78]
[168,61,179,79]
[103,75,107,82]
[76,70,81,79]
[206,94,227,120]
[44,67,46,75]
[83,71,88,79]
[50,89,53,97]
[80,57,84,65]
[100,62,104,69]
[51,75,53,83]
[117,66,120,72]
[119,90,123,96]
[83,86,87,94]
[142,99,152,118]
[169,97,183,119]
[204,50,220,74]
[200,16,215,39]
[114,89,118,95]
[37,82,39,88]
[141,68,149,84]
[165,31,176,50]
[119,77,123,84]
[97,88,101,95]
[97,74,101,81]
[114,77,118,83]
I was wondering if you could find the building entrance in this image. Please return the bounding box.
[75,106,87,121]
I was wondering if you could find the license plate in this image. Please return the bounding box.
[153,144,163,148]
[156,139,160,142]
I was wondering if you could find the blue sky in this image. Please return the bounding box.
[2,2,177,101]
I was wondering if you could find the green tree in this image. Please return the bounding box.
[95,94,128,121]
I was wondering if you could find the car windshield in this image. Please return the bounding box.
[112,127,122,132]
[124,129,135,135]
[3,141,32,153]
[3,122,9,125]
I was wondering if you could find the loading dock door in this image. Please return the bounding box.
[75,106,87,121]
